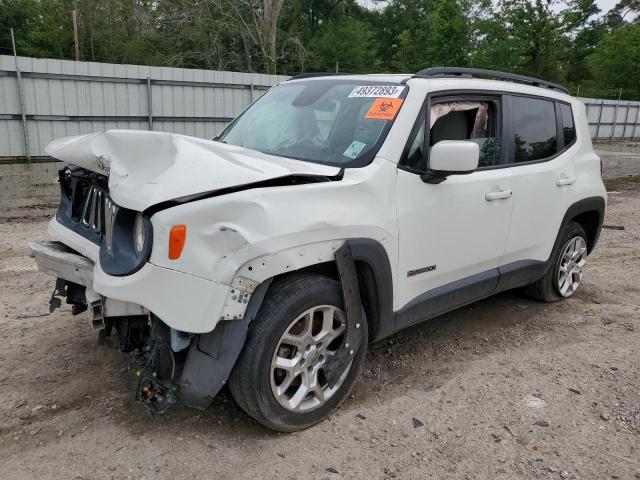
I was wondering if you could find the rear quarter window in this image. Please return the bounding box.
[560,103,576,146]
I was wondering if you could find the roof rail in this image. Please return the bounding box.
[412,67,569,94]
[288,72,346,81]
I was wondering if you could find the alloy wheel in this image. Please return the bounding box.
[270,305,350,412]
[557,236,587,297]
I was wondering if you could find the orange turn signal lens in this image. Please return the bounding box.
[168,225,186,260]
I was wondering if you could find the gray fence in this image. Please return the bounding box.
[1,55,639,160]
[580,97,640,142]
[0,55,288,158]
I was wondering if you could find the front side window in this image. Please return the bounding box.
[511,96,558,163]
[429,101,501,168]
[404,118,426,171]
[218,80,407,167]
[402,97,501,172]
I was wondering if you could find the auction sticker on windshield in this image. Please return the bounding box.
[365,98,404,120]
[343,140,367,159]
[349,85,405,98]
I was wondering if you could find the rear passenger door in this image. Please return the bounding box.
[500,95,579,272]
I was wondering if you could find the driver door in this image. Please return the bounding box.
[394,94,513,328]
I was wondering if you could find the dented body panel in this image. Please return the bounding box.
[45,130,341,212]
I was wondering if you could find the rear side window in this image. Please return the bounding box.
[560,103,576,146]
[511,96,557,163]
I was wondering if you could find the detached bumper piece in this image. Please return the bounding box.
[28,240,94,315]
[325,241,365,388]
[28,240,93,286]
[27,240,147,321]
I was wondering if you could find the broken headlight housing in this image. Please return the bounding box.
[99,206,153,276]
[133,212,145,254]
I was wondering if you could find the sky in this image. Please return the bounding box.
[594,0,620,12]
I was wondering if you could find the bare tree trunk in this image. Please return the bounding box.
[243,36,253,72]
[262,0,285,74]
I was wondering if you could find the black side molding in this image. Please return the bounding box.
[551,196,605,259]
[346,239,395,341]
[496,260,546,292]
[395,268,499,330]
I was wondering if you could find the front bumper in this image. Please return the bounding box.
[29,223,231,333]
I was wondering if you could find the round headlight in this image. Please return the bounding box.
[133,212,145,254]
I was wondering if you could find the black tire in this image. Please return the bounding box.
[228,273,368,432]
[524,221,588,302]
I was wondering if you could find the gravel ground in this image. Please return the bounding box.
[1,164,639,480]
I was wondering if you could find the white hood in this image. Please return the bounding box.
[45,130,341,211]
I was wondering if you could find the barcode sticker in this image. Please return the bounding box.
[348,85,405,98]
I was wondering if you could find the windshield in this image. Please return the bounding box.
[217,80,407,167]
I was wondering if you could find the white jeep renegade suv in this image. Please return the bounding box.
[29,68,606,431]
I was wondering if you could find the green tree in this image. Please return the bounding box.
[372,0,438,71]
[473,0,568,82]
[588,23,640,98]
[0,0,73,58]
[1,0,637,99]
[421,0,469,67]
[307,18,378,73]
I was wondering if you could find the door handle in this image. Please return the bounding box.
[485,189,513,201]
[556,176,576,187]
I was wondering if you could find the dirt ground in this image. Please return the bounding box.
[1,164,639,480]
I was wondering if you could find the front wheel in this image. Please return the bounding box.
[229,273,368,432]
[525,221,588,302]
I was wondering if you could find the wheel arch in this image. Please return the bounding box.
[550,196,605,262]
[236,238,395,342]
[570,210,602,254]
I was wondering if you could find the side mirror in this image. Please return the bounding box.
[421,140,479,184]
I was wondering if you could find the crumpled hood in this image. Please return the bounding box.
[45,130,341,211]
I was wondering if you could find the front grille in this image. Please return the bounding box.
[80,186,105,233]
[56,165,151,276]
[57,166,111,245]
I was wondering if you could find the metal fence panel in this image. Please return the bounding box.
[579,97,640,142]
[2,55,640,159]
[0,55,287,158]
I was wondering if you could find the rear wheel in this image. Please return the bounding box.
[229,273,368,432]
[525,221,588,302]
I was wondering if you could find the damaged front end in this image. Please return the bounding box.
[28,238,270,416]
[28,127,363,418]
